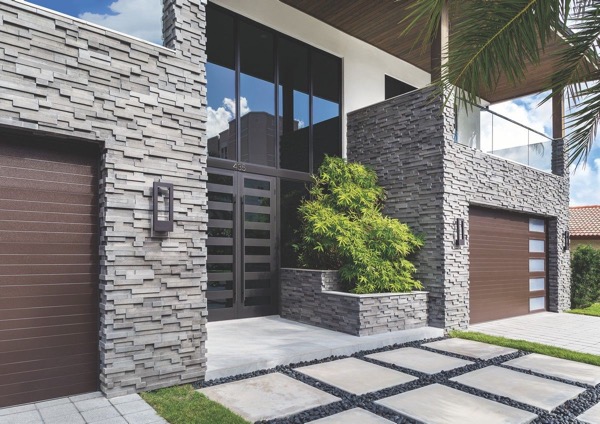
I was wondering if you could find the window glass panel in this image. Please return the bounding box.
[529,259,545,272]
[206,8,236,160]
[281,179,309,267]
[244,178,270,191]
[312,50,341,170]
[529,278,545,291]
[279,38,310,172]
[245,296,271,306]
[529,239,545,253]
[245,195,270,206]
[529,296,545,311]
[529,218,545,233]
[240,22,276,167]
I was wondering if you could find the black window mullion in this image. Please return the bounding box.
[308,49,314,174]
[234,15,241,163]
[274,33,280,170]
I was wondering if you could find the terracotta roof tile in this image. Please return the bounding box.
[570,205,600,237]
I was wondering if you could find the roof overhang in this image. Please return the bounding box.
[280,0,571,104]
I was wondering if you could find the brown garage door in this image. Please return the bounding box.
[0,134,100,407]
[470,207,547,324]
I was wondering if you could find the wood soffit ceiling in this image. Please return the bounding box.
[280,0,567,103]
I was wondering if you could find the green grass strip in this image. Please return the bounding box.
[140,384,250,424]
[451,330,600,367]
[567,303,600,317]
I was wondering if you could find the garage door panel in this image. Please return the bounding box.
[0,165,95,185]
[0,220,96,233]
[0,176,95,195]
[0,352,96,378]
[0,341,97,365]
[0,313,98,331]
[0,331,98,354]
[0,272,96,285]
[0,210,96,224]
[0,134,99,407]
[0,292,99,310]
[0,358,98,387]
[0,189,96,207]
[0,369,98,398]
[0,322,98,345]
[0,304,95,321]
[0,253,97,266]
[0,155,95,176]
[0,243,97,256]
[0,231,96,244]
[470,207,547,324]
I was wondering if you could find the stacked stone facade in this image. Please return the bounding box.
[280,269,429,336]
[0,0,208,396]
[348,87,570,330]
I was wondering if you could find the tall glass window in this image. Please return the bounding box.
[205,4,342,173]
[239,22,276,167]
[312,50,341,171]
[278,38,310,172]
[206,7,236,161]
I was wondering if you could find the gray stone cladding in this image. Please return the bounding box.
[0,0,208,396]
[280,269,429,336]
[347,87,570,331]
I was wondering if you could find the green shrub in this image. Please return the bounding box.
[571,245,600,309]
[295,156,423,294]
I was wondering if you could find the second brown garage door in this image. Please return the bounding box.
[469,207,547,324]
[0,134,100,407]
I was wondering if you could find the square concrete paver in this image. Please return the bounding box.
[376,384,537,424]
[308,408,393,423]
[367,347,472,374]
[296,358,417,395]
[199,373,340,422]
[424,338,517,360]
[579,402,600,424]
[451,366,585,411]
[505,353,600,386]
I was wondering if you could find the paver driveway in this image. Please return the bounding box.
[200,338,600,424]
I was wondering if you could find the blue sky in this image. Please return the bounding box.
[25,0,600,206]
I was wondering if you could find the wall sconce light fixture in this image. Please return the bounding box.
[153,181,174,234]
[564,230,570,251]
[455,218,465,247]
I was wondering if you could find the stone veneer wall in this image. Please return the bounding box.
[0,0,207,396]
[347,87,570,330]
[347,88,447,328]
[280,269,429,336]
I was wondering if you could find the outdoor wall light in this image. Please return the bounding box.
[455,218,466,247]
[564,230,570,251]
[153,181,174,234]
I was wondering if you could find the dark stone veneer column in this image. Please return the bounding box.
[347,87,570,331]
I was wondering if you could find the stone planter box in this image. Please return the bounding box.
[280,268,429,336]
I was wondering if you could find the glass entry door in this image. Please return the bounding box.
[206,169,278,321]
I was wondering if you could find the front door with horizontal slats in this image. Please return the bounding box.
[0,135,99,407]
[206,169,278,321]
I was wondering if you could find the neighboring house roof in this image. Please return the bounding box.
[570,205,600,237]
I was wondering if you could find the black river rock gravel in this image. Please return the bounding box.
[194,337,598,424]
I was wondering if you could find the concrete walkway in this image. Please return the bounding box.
[199,337,600,423]
[0,392,165,424]
[469,312,600,355]
[206,316,442,380]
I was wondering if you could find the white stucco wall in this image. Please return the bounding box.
[210,0,431,156]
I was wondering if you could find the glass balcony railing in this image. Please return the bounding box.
[455,104,553,173]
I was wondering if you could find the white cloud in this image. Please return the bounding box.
[570,158,600,205]
[79,0,163,44]
[207,97,250,138]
